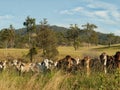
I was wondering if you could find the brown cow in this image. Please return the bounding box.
[56,55,77,73]
[100,52,117,73]
[114,51,120,68]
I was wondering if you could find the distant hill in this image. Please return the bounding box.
[15,25,120,45]
[50,25,69,32]
[15,25,68,35]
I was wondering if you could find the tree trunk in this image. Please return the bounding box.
[108,41,111,47]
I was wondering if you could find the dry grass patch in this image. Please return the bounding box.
[42,71,67,90]
[0,48,28,60]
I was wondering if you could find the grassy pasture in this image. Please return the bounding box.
[0,45,119,90]
[0,44,119,60]
[0,48,28,60]
[58,45,120,59]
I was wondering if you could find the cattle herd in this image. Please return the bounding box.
[0,51,120,76]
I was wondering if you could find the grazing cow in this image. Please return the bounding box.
[85,56,91,76]
[37,62,47,73]
[55,56,68,70]
[100,52,116,73]
[12,60,34,75]
[100,52,107,66]
[114,51,120,68]
[12,58,54,75]
[20,62,40,75]
[13,59,22,71]
[36,59,54,73]
[80,56,91,76]
[75,57,80,65]
[107,55,116,71]
[55,55,77,73]
[43,59,54,69]
[20,63,32,73]
[19,62,41,75]
[3,60,8,70]
[1,60,17,72]
[0,61,4,72]
[100,52,109,73]
[80,56,103,73]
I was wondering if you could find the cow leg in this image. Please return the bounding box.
[104,65,107,74]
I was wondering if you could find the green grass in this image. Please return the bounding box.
[58,44,120,59]
[92,44,120,55]
[0,69,119,90]
[0,44,119,60]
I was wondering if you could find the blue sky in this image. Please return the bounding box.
[0,0,120,35]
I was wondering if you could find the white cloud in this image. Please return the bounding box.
[114,30,120,36]
[58,0,120,36]
[60,0,120,26]
[60,7,84,15]
[72,7,84,12]
[94,11,109,19]
[87,1,117,11]
[111,11,120,21]
[0,15,14,20]
[60,10,74,15]
[86,0,120,21]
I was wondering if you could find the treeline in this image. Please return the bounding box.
[0,16,120,49]
[0,16,120,60]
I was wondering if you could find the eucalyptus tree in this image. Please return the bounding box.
[90,30,98,46]
[8,24,15,48]
[66,24,80,50]
[82,23,97,31]
[23,16,36,47]
[1,25,15,48]
[0,28,13,56]
[82,23,98,46]
[23,16,37,62]
[1,29,10,48]
[107,33,114,47]
[36,19,59,60]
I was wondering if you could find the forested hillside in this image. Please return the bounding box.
[15,24,120,47]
